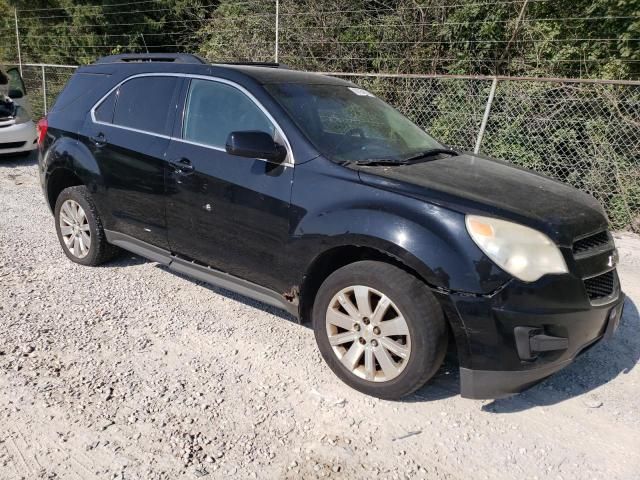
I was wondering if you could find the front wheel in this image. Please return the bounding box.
[312,261,448,399]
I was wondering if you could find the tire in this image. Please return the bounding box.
[312,260,447,399]
[54,185,119,266]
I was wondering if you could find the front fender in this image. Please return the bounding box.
[289,157,510,295]
[292,206,507,295]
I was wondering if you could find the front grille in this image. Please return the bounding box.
[0,141,26,150]
[573,231,610,255]
[584,271,615,301]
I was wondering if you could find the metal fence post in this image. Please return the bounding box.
[42,65,47,115]
[275,0,280,63]
[474,77,498,154]
[14,8,22,75]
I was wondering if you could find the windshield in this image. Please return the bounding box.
[266,83,443,163]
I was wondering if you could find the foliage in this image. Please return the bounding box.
[0,0,637,229]
[196,0,639,80]
[1,0,636,80]
[1,0,211,65]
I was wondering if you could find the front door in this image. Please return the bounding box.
[165,78,294,289]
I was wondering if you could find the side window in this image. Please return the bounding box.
[183,79,275,148]
[112,76,178,135]
[94,91,116,123]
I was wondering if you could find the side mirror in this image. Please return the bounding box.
[8,89,23,99]
[225,131,287,163]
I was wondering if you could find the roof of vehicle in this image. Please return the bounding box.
[219,64,353,86]
[85,53,354,87]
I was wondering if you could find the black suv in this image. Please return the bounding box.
[38,54,624,400]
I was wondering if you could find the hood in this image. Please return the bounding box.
[354,153,607,246]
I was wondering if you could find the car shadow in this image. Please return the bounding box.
[153,263,299,324]
[104,252,297,323]
[0,150,38,167]
[103,252,149,268]
[482,296,639,413]
[408,357,461,401]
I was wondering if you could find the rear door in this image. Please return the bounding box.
[165,77,294,289]
[81,75,182,249]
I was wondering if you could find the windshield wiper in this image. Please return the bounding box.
[351,148,458,166]
[353,158,410,166]
[403,148,458,162]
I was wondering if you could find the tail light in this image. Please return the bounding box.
[37,117,48,146]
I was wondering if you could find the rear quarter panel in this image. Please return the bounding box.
[39,69,118,220]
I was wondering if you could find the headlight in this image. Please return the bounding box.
[465,215,568,282]
[14,105,31,124]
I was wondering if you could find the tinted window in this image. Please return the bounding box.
[183,79,274,148]
[51,72,110,113]
[113,76,178,135]
[95,91,116,123]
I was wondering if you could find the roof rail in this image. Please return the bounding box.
[213,61,289,69]
[94,53,207,65]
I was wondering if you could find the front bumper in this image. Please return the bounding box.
[439,271,625,399]
[459,296,623,399]
[0,120,38,155]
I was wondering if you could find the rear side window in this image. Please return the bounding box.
[51,72,110,113]
[94,91,116,123]
[112,76,178,135]
[182,79,274,148]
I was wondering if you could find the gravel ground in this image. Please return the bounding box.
[1,152,639,480]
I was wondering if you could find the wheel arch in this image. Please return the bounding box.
[46,167,84,211]
[296,239,466,368]
[298,239,439,326]
[43,137,102,211]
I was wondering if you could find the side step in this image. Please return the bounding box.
[105,230,298,317]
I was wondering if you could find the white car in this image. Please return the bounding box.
[0,66,38,156]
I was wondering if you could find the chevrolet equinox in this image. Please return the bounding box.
[38,54,624,399]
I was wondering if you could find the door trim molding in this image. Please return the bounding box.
[106,230,172,265]
[105,230,298,317]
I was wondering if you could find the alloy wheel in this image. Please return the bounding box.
[325,285,411,382]
[59,199,91,258]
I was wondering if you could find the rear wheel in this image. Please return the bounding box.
[54,186,118,266]
[312,260,447,399]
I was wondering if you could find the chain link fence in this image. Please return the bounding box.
[336,73,640,231]
[482,79,639,231]
[16,64,76,119]
[8,64,640,231]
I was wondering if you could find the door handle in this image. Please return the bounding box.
[89,132,107,147]
[169,157,194,174]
